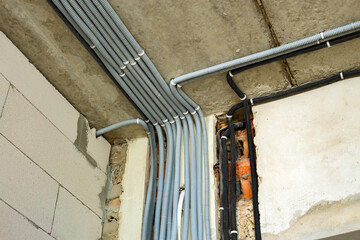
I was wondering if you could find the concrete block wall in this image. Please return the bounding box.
[0,32,111,239]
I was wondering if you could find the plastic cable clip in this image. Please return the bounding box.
[229,71,234,77]
[174,115,179,119]
[120,65,126,70]
[250,98,254,105]
[123,60,129,65]
[320,32,325,40]
[138,50,145,57]
[136,118,140,124]
[161,124,165,127]
[90,44,96,49]
[170,81,176,86]
[230,230,238,235]
[221,136,227,140]
[120,73,126,78]
[240,94,247,101]
[191,111,196,115]
[169,120,175,124]
[130,61,137,66]
[183,111,189,115]
[163,119,168,123]
[195,106,200,111]
[340,72,344,80]
[326,41,331,48]
[226,114,232,119]
[145,119,150,123]
[134,56,140,61]
[177,84,182,88]
[219,207,224,211]
[153,122,158,126]
[180,116,185,120]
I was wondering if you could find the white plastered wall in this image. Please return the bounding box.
[253,76,360,240]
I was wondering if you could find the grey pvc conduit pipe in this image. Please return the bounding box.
[178,88,211,239]
[170,85,199,239]
[172,21,360,85]
[170,118,182,239]
[91,0,183,116]
[72,0,174,124]
[83,0,180,121]
[54,1,206,240]
[159,124,174,239]
[181,119,191,240]
[86,7,193,238]
[98,0,186,115]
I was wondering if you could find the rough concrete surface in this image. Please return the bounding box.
[1,0,360,140]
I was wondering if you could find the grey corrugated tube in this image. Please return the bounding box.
[82,0,179,120]
[170,118,182,239]
[178,88,211,239]
[181,118,191,240]
[170,84,199,239]
[99,0,186,114]
[72,0,174,123]
[172,21,360,85]
[159,123,175,240]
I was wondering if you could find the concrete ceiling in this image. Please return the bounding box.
[1,0,360,141]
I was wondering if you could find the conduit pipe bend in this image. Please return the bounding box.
[52,2,178,240]
[177,88,212,240]
[96,119,158,240]
[170,83,200,240]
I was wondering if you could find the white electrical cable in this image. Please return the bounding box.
[177,189,185,240]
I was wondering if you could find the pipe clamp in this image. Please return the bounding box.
[340,72,344,79]
[138,50,145,57]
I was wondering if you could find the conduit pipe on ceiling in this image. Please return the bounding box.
[53,2,211,240]
[171,21,360,85]
[50,2,186,240]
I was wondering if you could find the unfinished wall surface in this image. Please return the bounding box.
[0,32,111,239]
[253,76,360,239]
